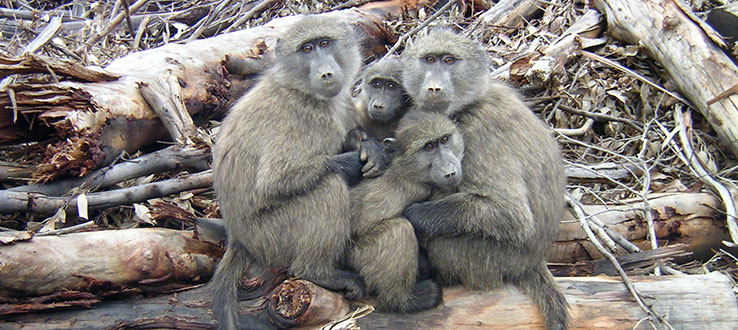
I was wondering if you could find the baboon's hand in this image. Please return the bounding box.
[360,137,387,177]
[327,151,363,186]
[403,202,451,240]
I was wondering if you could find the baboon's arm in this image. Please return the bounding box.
[403,187,535,244]
[253,155,333,204]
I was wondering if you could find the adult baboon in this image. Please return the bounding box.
[209,16,372,330]
[347,110,463,313]
[353,57,412,140]
[401,30,569,330]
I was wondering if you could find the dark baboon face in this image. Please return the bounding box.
[360,57,410,123]
[393,111,464,190]
[402,30,489,114]
[365,77,406,122]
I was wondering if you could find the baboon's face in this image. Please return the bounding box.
[413,131,464,190]
[364,78,406,122]
[403,52,464,112]
[298,38,345,98]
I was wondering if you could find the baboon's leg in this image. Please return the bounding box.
[351,217,441,312]
[283,173,366,300]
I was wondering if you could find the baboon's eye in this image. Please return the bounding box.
[424,55,436,63]
[423,142,435,151]
[442,55,456,65]
[386,82,396,89]
[319,39,331,48]
[301,43,314,53]
[371,80,382,89]
[439,135,449,144]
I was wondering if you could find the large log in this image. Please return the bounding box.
[594,0,738,158]
[1,274,735,329]
[0,2,409,182]
[0,228,221,304]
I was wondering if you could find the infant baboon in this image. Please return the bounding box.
[401,30,569,330]
[209,16,368,330]
[353,57,412,140]
[347,110,462,313]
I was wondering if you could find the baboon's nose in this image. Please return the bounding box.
[373,104,384,110]
[427,86,442,94]
[321,72,334,80]
[445,171,456,178]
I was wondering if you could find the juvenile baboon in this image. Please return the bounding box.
[353,57,412,140]
[209,16,371,330]
[347,110,463,313]
[401,30,570,330]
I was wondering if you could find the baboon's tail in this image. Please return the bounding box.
[209,244,250,330]
[518,265,570,330]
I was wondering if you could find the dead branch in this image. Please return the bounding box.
[0,170,212,215]
[8,144,210,196]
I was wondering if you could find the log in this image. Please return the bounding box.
[594,0,738,159]
[554,192,730,263]
[1,274,735,329]
[0,228,222,302]
[0,3,409,182]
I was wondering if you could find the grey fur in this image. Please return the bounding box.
[401,29,569,330]
[353,57,411,140]
[347,110,462,313]
[209,16,363,330]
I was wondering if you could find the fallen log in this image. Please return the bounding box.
[0,228,221,303]
[1,273,735,329]
[0,2,410,182]
[594,0,738,159]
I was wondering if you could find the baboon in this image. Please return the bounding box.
[353,57,412,140]
[209,16,374,330]
[346,110,463,313]
[401,30,570,330]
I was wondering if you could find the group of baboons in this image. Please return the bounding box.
[208,15,569,330]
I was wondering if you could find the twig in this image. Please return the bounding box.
[556,103,643,131]
[132,15,150,50]
[581,51,692,107]
[89,0,148,45]
[121,0,135,37]
[35,221,94,236]
[223,0,281,33]
[554,118,594,136]
[381,0,457,60]
[673,106,738,247]
[566,194,675,330]
[331,0,372,10]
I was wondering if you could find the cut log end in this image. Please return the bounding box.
[267,279,350,329]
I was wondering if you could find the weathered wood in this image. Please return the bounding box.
[1,274,735,329]
[0,228,221,301]
[358,272,738,329]
[554,192,729,263]
[0,170,212,214]
[594,0,738,159]
[0,4,406,182]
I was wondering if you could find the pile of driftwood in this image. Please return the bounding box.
[1,0,738,329]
